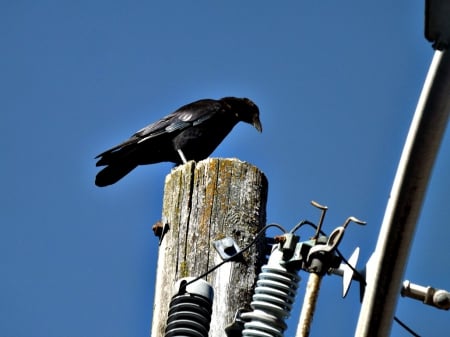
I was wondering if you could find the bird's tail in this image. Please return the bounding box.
[95,145,139,187]
[95,162,138,187]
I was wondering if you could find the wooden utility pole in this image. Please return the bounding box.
[151,158,268,337]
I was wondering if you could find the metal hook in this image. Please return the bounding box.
[342,216,367,229]
[311,200,328,240]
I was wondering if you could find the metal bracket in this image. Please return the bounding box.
[213,237,241,260]
[329,247,361,297]
[401,280,450,310]
[224,308,249,336]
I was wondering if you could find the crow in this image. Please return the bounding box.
[95,97,262,187]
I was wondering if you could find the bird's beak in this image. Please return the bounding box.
[253,116,263,132]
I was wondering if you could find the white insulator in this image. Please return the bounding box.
[242,245,301,337]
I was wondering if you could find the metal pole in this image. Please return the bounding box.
[355,50,450,337]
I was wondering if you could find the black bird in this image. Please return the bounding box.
[95,97,262,187]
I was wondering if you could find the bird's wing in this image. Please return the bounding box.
[134,99,223,143]
[95,99,222,159]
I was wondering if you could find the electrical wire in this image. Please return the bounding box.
[394,316,421,337]
[182,223,286,290]
[289,219,317,234]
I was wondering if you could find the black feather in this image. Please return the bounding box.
[94,97,261,187]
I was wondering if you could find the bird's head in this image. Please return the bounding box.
[221,97,262,132]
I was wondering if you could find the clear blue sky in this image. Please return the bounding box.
[1,1,449,336]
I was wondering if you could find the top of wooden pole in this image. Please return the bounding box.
[151,158,268,337]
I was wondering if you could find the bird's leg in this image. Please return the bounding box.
[177,149,188,164]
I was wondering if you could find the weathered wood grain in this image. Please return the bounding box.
[151,158,268,337]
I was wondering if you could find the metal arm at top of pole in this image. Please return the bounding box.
[355,49,450,337]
